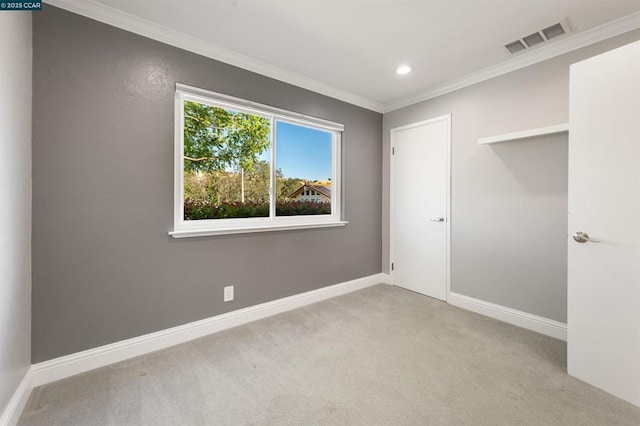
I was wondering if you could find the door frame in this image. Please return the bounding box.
[389,114,452,301]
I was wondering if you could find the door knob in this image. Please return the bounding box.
[430,217,445,222]
[572,232,591,243]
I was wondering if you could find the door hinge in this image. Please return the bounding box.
[391,262,394,271]
[392,147,395,155]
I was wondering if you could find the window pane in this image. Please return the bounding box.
[183,100,271,220]
[275,121,332,216]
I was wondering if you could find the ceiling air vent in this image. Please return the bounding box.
[542,23,567,40]
[505,40,527,54]
[523,32,545,48]
[504,19,571,55]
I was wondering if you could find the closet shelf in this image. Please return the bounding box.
[478,123,569,145]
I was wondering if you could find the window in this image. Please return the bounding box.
[171,84,346,237]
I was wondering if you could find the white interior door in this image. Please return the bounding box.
[568,40,640,406]
[390,115,450,300]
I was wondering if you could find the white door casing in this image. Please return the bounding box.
[390,115,451,301]
[567,40,640,406]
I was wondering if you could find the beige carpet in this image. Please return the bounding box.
[19,284,640,425]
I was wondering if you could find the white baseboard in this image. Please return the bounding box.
[0,368,33,426]
[30,273,387,388]
[447,292,567,341]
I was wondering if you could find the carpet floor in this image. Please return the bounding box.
[19,284,640,425]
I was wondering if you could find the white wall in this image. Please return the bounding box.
[382,29,640,324]
[0,11,32,418]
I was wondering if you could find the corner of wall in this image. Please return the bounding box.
[0,10,33,425]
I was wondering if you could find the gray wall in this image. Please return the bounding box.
[383,29,640,323]
[32,7,382,363]
[0,12,32,415]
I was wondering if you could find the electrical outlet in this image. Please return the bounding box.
[224,285,234,302]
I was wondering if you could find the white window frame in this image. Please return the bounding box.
[170,84,347,238]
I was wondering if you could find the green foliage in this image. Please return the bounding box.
[183,101,270,173]
[184,200,330,220]
[275,201,331,216]
[184,161,304,206]
[184,170,219,204]
[184,200,269,220]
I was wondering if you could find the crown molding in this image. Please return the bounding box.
[43,0,385,113]
[382,11,640,113]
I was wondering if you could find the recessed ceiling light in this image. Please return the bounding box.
[395,65,412,75]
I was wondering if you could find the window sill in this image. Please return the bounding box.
[169,221,348,238]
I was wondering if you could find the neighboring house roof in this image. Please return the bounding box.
[288,182,331,200]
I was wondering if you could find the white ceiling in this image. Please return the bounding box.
[55,0,640,111]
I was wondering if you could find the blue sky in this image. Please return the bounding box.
[260,121,332,181]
